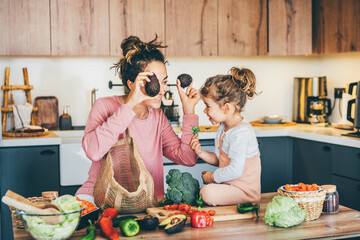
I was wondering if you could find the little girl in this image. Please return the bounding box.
[190,67,261,206]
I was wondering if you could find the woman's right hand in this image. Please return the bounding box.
[190,134,203,155]
[125,72,154,108]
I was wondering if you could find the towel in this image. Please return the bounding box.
[12,102,33,130]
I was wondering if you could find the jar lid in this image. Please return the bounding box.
[321,185,336,193]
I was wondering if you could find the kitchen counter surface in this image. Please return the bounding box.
[0,131,61,147]
[1,124,360,148]
[12,192,360,239]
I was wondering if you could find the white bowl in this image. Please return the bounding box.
[262,115,283,124]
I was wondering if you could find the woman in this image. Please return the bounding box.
[76,36,200,203]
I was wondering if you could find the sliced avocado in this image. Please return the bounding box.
[137,215,159,231]
[177,73,193,88]
[158,214,187,228]
[164,217,186,234]
[145,73,160,97]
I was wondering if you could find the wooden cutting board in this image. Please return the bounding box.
[146,205,254,224]
[250,120,297,127]
[34,96,59,130]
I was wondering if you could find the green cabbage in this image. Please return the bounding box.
[263,196,307,228]
[23,195,82,240]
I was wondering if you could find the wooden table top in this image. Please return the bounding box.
[13,192,360,240]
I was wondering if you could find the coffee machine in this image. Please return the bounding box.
[293,77,332,123]
[161,84,180,125]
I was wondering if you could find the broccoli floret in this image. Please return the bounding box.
[165,188,183,204]
[192,126,200,135]
[164,170,200,205]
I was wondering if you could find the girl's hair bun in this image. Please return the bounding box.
[230,67,256,98]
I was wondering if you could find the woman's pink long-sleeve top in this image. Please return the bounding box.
[75,96,199,201]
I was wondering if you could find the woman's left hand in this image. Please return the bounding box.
[176,79,200,114]
[202,171,215,184]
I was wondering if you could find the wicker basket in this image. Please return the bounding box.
[10,197,52,229]
[277,187,326,221]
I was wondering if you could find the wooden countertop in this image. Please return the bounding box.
[13,192,360,240]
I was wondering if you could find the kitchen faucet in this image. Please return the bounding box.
[91,88,98,107]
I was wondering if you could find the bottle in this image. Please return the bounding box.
[59,105,72,130]
[322,185,339,214]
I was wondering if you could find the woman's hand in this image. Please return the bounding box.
[125,72,154,108]
[190,134,203,155]
[176,79,200,114]
[202,171,215,184]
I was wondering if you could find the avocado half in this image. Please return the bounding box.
[137,215,159,231]
[159,214,187,234]
[177,73,193,88]
[145,73,160,97]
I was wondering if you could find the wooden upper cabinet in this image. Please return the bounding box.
[50,0,109,56]
[218,0,267,56]
[110,0,165,56]
[0,0,51,56]
[313,0,360,54]
[165,0,217,56]
[268,0,312,56]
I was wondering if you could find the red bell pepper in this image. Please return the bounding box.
[164,204,179,210]
[178,204,191,212]
[102,208,118,220]
[99,217,119,240]
[191,211,207,228]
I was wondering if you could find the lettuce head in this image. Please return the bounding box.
[264,196,307,228]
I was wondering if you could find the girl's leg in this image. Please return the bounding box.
[200,183,249,206]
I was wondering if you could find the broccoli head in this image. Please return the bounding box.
[164,169,200,205]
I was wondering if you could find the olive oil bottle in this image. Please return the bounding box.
[59,105,72,130]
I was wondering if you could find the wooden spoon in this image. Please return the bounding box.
[5,190,60,211]
[2,191,63,225]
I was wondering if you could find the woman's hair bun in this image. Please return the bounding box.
[121,36,142,57]
[230,67,257,98]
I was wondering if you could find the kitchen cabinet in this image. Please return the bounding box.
[0,0,51,56]
[0,145,60,240]
[332,175,360,211]
[258,137,292,193]
[332,144,360,211]
[312,0,360,54]
[292,138,332,185]
[109,0,165,56]
[268,0,312,55]
[50,0,109,56]
[218,0,267,56]
[165,0,217,56]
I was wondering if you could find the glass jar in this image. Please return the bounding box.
[322,185,339,214]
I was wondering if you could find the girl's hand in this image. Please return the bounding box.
[125,72,154,108]
[176,79,200,114]
[202,171,215,184]
[190,134,203,155]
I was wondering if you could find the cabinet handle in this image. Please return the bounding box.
[358,153,360,159]
[322,146,332,152]
[40,149,56,156]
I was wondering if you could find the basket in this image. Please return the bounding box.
[10,197,52,229]
[277,187,326,221]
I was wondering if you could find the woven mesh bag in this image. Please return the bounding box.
[93,129,157,213]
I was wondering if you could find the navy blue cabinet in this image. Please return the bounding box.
[292,138,332,185]
[258,137,292,193]
[332,144,360,211]
[0,145,60,240]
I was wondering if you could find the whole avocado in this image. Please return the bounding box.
[177,73,193,88]
[145,73,160,97]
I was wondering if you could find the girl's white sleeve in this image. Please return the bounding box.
[213,128,250,183]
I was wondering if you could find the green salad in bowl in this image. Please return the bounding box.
[16,195,84,240]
